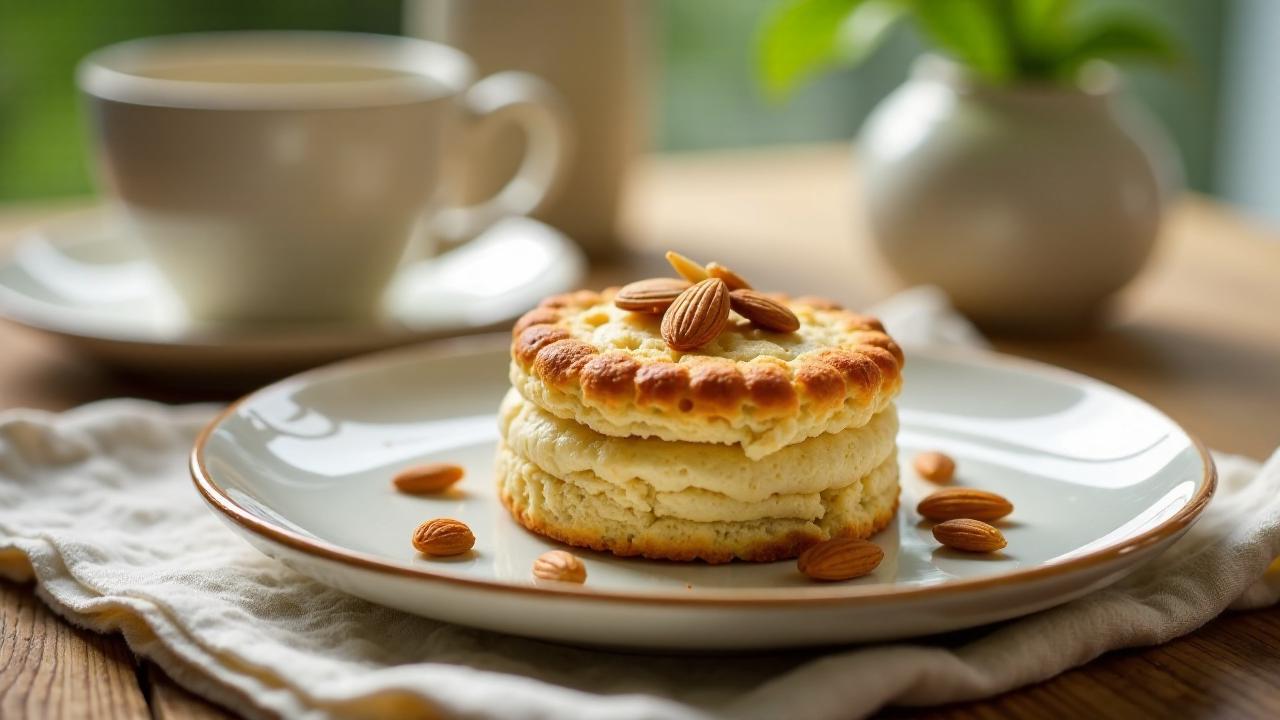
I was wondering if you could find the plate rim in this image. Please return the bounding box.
[190,336,1217,607]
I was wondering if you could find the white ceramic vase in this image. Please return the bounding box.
[860,58,1173,331]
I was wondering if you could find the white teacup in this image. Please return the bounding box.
[78,32,569,324]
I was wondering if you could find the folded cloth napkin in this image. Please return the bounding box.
[1,288,1278,720]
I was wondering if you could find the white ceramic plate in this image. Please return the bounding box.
[0,210,585,378]
[192,339,1214,649]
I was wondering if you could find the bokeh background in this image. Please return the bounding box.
[2,0,1277,226]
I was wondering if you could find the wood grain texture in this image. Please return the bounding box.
[142,663,236,720]
[0,582,149,720]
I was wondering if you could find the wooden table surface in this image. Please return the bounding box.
[1,145,1278,718]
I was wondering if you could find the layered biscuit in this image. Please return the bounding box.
[499,285,903,563]
[498,391,898,561]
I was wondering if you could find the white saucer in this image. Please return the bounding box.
[192,339,1215,650]
[0,209,586,378]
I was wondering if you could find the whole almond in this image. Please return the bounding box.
[729,288,800,333]
[661,278,730,351]
[614,278,691,314]
[532,550,587,583]
[933,519,1007,553]
[706,261,752,290]
[797,538,884,581]
[665,250,710,282]
[393,462,465,494]
[412,518,475,556]
[917,488,1013,522]
[913,451,956,484]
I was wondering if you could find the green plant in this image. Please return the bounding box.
[758,0,1180,98]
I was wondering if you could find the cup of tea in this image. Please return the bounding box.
[78,31,569,324]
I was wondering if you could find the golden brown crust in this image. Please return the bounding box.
[840,314,884,332]
[512,308,561,337]
[580,352,641,404]
[499,485,898,564]
[635,363,691,407]
[688,359,748,413]
[795,361,846,408]
[531,339,597,387]
[852,330,905,365]
[514,325,570,366]
[814,349,882,401]
[740,362,798,414]
[859,346,901,382]
[509,290,904,422]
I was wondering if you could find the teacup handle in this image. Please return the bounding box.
[433,71,571,243]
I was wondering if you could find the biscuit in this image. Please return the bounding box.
[497,440,900,563]
[510,290,903,459]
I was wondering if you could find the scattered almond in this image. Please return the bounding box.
[532,550,587,583]
[706,261,752,290]
[661,278,730,351]
[393,462,465,494]
[729,288,800,333]
[411,518,475,556]
[665,250,710,283]
[614,277,691,314]
[797,538,884,581]
[917,488,1013,522]
[913,451,956,484]
[933,519,1007,553]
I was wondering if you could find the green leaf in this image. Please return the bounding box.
[757,0,864,99]
[907,0,1013,82]
[835,1,909,67]
[1006,0,1069,76]
[756,0,1185,95]
[1009,0,1067,48]
[1056,14,1180,76]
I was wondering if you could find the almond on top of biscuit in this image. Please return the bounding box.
[661,278,731,351]
[607,250,811,347]
[706,261,752,290]
[614,277,691,314]
[729,288,800,333]
[665,250,710,283]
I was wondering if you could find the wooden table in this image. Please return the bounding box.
[2,145,1278,718]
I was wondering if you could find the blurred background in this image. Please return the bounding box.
[2,0,1277,227]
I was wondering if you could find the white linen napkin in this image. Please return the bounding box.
[1,288,1277,720]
